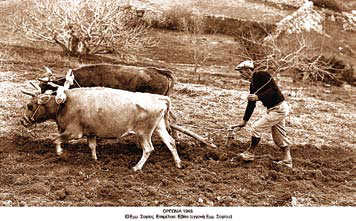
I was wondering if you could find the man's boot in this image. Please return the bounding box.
[274,146,293,168]
[239,136,260,161]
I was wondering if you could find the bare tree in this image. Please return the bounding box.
[181,14,213,81]
[233,0,351,84]
[235,26,342,84]
[13,0,156,57]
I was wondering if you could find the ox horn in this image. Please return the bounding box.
[30,81,41,92]
[44,66,53,76]
[65,69,74,81]
[21,89,36,97]
[39,66,54,82]
[48,82,61,88]
[64,69,74,88]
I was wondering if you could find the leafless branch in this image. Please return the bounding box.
[12,0,155,56]
[234,23,341,83]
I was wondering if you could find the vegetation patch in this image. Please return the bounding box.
[310,0,343,12]
[11,0,155,57]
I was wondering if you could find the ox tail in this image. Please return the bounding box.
[150,67,175,96]
[163,96,172,131]
[158,96,173,134]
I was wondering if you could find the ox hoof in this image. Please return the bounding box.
[176,161,182,169]
[132,166,141,172]
[57,151,69,160]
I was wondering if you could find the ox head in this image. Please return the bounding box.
[38,67,67,93]
[21,83,57,127]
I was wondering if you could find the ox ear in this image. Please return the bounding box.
[38,76,50,82]
[37,94,51,105]
[44,90,54,95]
[39,67,53,82]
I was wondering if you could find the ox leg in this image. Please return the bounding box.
[53,132,71,156]
[53,128,65,155]
[87,136,98,161]
[156,119,181,169]
[53,128,82,156]
[54,141,63,156]
[132,135,154,172]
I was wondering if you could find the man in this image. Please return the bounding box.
[234,60,293,168]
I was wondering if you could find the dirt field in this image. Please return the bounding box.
[0,0,355,207]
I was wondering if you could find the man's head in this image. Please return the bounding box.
[235,60,254,81]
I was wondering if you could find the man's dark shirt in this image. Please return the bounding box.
[243,71,285,121]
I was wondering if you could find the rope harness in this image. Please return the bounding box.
[253,77,271,95]
[26,101,62,127]
[30,106,40,122]
[74,78,81,88]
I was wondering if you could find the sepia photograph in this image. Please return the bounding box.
[0,0,355,219]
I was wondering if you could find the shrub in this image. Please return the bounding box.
[148,5,198,32]
[12,0,155,57]
[181,15,212,81]
[234,26,354,85]
[310,0,342,12]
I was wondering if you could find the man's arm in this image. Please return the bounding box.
[243,100,256,122]
[237,73,258,127]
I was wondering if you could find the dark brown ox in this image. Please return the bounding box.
[21,87,181,171]
[38,64,175,96]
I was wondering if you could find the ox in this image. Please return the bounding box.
[21,87,182,171]
[38,64,175,96]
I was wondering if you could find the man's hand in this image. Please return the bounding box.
[247,94,259,101]
[230,120,247,129]
[238,120,247,128]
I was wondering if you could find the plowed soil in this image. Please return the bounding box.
[1,54,355,206]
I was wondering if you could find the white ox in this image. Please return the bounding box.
[21,87,182,171]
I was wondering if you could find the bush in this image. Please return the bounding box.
[12,0,155,57]
[310,0,342,12]
[234,26,354,85]
[146,5,197,31]
[233,22,275,62]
